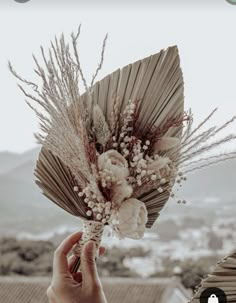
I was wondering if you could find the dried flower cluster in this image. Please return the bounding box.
[71,96,187,238]
[9,27,236,241]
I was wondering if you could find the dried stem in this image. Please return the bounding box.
[90,33,108,89]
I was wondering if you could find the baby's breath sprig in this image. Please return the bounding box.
[73,184,112,224]
[109,99,137,156]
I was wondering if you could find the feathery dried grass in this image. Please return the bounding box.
[9,27,108,218]
[171,108,236,174]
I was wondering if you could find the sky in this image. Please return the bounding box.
[0,1,236,153]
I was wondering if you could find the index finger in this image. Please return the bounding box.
[53,231,82,278]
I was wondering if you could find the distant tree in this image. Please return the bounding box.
[97,246,142,278]
[0,238,54,276]
[150,256,222,291]
[181,270,202,290]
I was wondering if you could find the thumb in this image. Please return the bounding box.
[81,241,100,287]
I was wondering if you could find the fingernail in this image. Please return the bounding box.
[87,241,95,252]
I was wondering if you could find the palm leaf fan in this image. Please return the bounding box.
[190,250,236,302]
[9,27,236,273]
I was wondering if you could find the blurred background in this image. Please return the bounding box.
[0,1,236,302]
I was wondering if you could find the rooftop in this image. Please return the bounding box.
[0,277,191,303]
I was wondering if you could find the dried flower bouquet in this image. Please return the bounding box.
[9,27,236,272]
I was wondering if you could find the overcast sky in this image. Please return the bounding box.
[0,1,236,153]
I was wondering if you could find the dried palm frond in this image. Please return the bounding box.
[190,250,236,302]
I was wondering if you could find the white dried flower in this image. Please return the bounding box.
[151,175,157,181]
[88,201,95,208]
[137,180,142,186]
[130,103,135,109]
[141,170,146,177]
[98,149,129,179]
[96,214,102,220]
[113,198,148,239]
[86,210,92,216]
[97,206,103,213]
[160,178,166,184]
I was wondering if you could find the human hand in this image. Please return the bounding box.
[47,231,107,303]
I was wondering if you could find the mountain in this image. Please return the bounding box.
[0,147,40,176]
[0,151,23,175]
[5,160,36,183]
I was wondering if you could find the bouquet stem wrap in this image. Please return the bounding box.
[71,220,104,273]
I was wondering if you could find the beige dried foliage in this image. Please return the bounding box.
[93,104,111,147]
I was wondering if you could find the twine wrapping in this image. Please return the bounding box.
[73,220,104,257]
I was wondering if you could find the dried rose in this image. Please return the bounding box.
[98,149,129,179]
[113,198,148,239]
